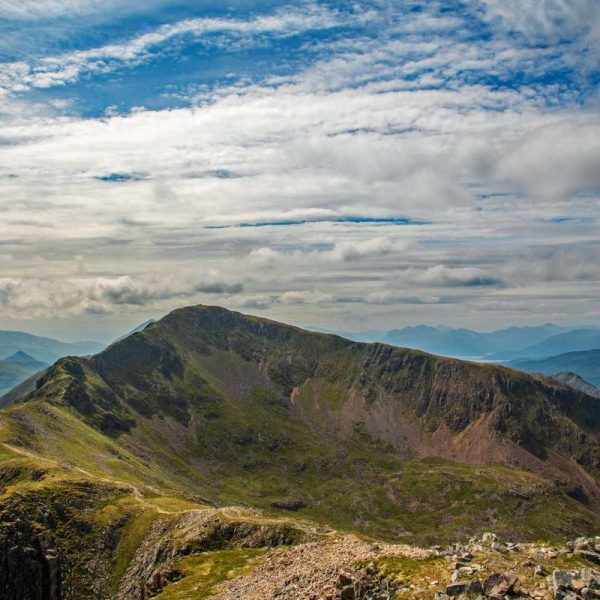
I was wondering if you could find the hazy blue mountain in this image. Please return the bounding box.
[511,349,600,388]
[382,325,488,357]
[380,324,569,358]
[484,324,564,350]
[508,329,600,360]
[0,367,49,408]
[305,325,387,343]
[3,350,46,369]
[113,319,156,343]
[0,330,104,364]
[0,351,48,396]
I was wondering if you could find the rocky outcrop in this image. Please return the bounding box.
[0,534,61,600]
[553,372,600,399]
[433,534,600,600]
[116,508,308,600]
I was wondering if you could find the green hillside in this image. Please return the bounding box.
[1,304,599,597]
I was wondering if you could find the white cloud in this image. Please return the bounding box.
[0,1,598,334]
[246,237,405,268]
[328,237,397,262]
[0,5,349,92]
[473,0,600,45]
[0,273,245,317]
[277,290,333,305]
[0,0,117,19]
[493,120,600,202]
[395,265,503,288]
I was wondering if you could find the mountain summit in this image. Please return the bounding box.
[0,351,48,396]
[3,350,46,367]
[1,304,600,597]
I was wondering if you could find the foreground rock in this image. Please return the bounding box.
[188,533,600,600]
[207,535,428,600]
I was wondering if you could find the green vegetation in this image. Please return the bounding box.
[153,548,266,599]
[374,544,600,599]
[0,304,599,597]
[110,506,162,592]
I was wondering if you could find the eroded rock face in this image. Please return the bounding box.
[0,529,61,600]
[116,508,308,600]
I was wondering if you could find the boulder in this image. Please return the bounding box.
[445,582,468,596]
[483,572,518,595]
[577,551,600,566]
[554,570,575,592]
[339,586,355,599]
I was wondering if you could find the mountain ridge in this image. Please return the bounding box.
[1,304,600,598]
[326,323,600,360]
[19,305,600,507]
[552,371,600,398]
[512,349,600,388]
[0,329,104,363]
[0,351,48,396]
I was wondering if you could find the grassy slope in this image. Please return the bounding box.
[1,304,600,596]
[375,545,600,599]
[1,306,598,543]
[0,434,309,598]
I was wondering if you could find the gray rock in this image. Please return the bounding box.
[340,585,355,600]
[445,582,468,596]
[555,591,583,600]
[554,570,575,591]
[483,572,518,595]
[577,551,600,566]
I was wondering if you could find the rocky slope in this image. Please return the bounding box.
[552,372,600,398]
[198,532,600,600]
[0,304,599,598]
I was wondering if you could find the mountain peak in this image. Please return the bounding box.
[4,350,43,365]
[2,303,600,597]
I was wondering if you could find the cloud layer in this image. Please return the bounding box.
[0,0,598,338]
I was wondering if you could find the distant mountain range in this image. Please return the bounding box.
[511,350,600,389]
[0,330,104,364]
[0,351,48,396]
[380,324,568,359]
[505,329,600,360]
[1,304,600,597]
[113,319,155,343]
[311,323,600,362]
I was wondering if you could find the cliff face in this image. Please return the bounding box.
[29,305,600,477]
[1,305,600,598]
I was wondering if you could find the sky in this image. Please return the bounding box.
[0,0,599,342]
